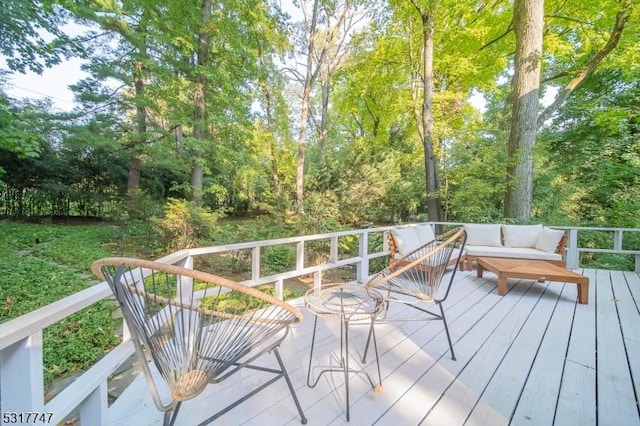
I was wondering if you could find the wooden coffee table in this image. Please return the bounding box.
[476,257,589,304]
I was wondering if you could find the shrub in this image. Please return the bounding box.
[151,198,225,251]
[262,245,296,275]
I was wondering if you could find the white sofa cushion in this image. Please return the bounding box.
[464,245,562,261]
[464,224,502,247]
[391,227,422,256]
[414,224,436,246]
[502,224,543,248]
[535,227,565,252]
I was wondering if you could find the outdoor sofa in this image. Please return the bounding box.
[387,223,567,271]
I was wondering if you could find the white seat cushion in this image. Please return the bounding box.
[465,245,562,261]
[502,224,543,248]
[464,224,502,247]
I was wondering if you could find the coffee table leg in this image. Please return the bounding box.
[578,281,589,304]
[477,263,484,278]
[497,276,507,296]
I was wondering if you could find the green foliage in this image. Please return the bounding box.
[151,198,225,251]
[538,69,640,228]
[262,245,296,275]
[1,0,638,230]
[0,96,41,162]
[43,304,119,383]
[581,253,634,271]
[445,114,509,223]
[259,285,305,302]
[0,222,123,384]
[124,189,163,222]
[0,0,80,74]
[199,284,304,314]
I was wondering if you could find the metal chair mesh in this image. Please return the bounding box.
[366,227,466,301]
[93,258,301,402]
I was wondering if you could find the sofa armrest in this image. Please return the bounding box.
[388,231,399,257]
[556,233,568,255]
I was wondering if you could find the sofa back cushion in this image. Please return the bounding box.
[464,224,502,247]
[502,224,543,248]
[391,227,421,256]
[391,224,436,256]
[414,224,436,246]
[535,227,565,252]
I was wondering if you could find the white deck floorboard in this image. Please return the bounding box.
[108,268,640,425]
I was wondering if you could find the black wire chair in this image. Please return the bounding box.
[363,227,467,361]
[92,257,307,426]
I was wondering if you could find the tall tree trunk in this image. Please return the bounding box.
[191,0,212,207]
[263,84,281,196]
[410,1,443,222]
[127,60,146,191]
[296,0,320,214]
[318,77,330,152]
[420,9,442,222]
[257,47,281,196]
[504,0,544,220]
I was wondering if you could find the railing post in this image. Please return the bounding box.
[330,236,339,263]
[252,247,261,283]
[613,230,623,251]
[79,382,108,425]
[0,333,44,413]
[636,254,640,274]
[296,241,305,272]
[567,228,579,269]
[382,230,389,253]
[274,278,284,300]
[177,255,194,299]
[357,231,369,281]
[178,255,193,270]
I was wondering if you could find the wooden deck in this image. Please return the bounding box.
[108,268,640,425]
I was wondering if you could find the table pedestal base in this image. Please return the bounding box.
[306,315,382,422]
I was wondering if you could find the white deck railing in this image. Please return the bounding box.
[1,223,639,424]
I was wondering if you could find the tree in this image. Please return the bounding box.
[537,0,633,128]
[1,0,80,74]
[408,0,443,222]
[0,95,41,164]
[292,0,321,214]
[538,69,640,227]
[70,2,156,193]
[504,0,634,220]
[504,0,544,221]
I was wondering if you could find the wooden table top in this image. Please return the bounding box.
[476,257,587,281]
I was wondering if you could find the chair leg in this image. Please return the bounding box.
[438,302,456,361]
[163,402,182,426]
[362,320,374,363]
[274,348,308,424]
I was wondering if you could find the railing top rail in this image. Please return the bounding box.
[0,283,112,350]
[181,226,395,255]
